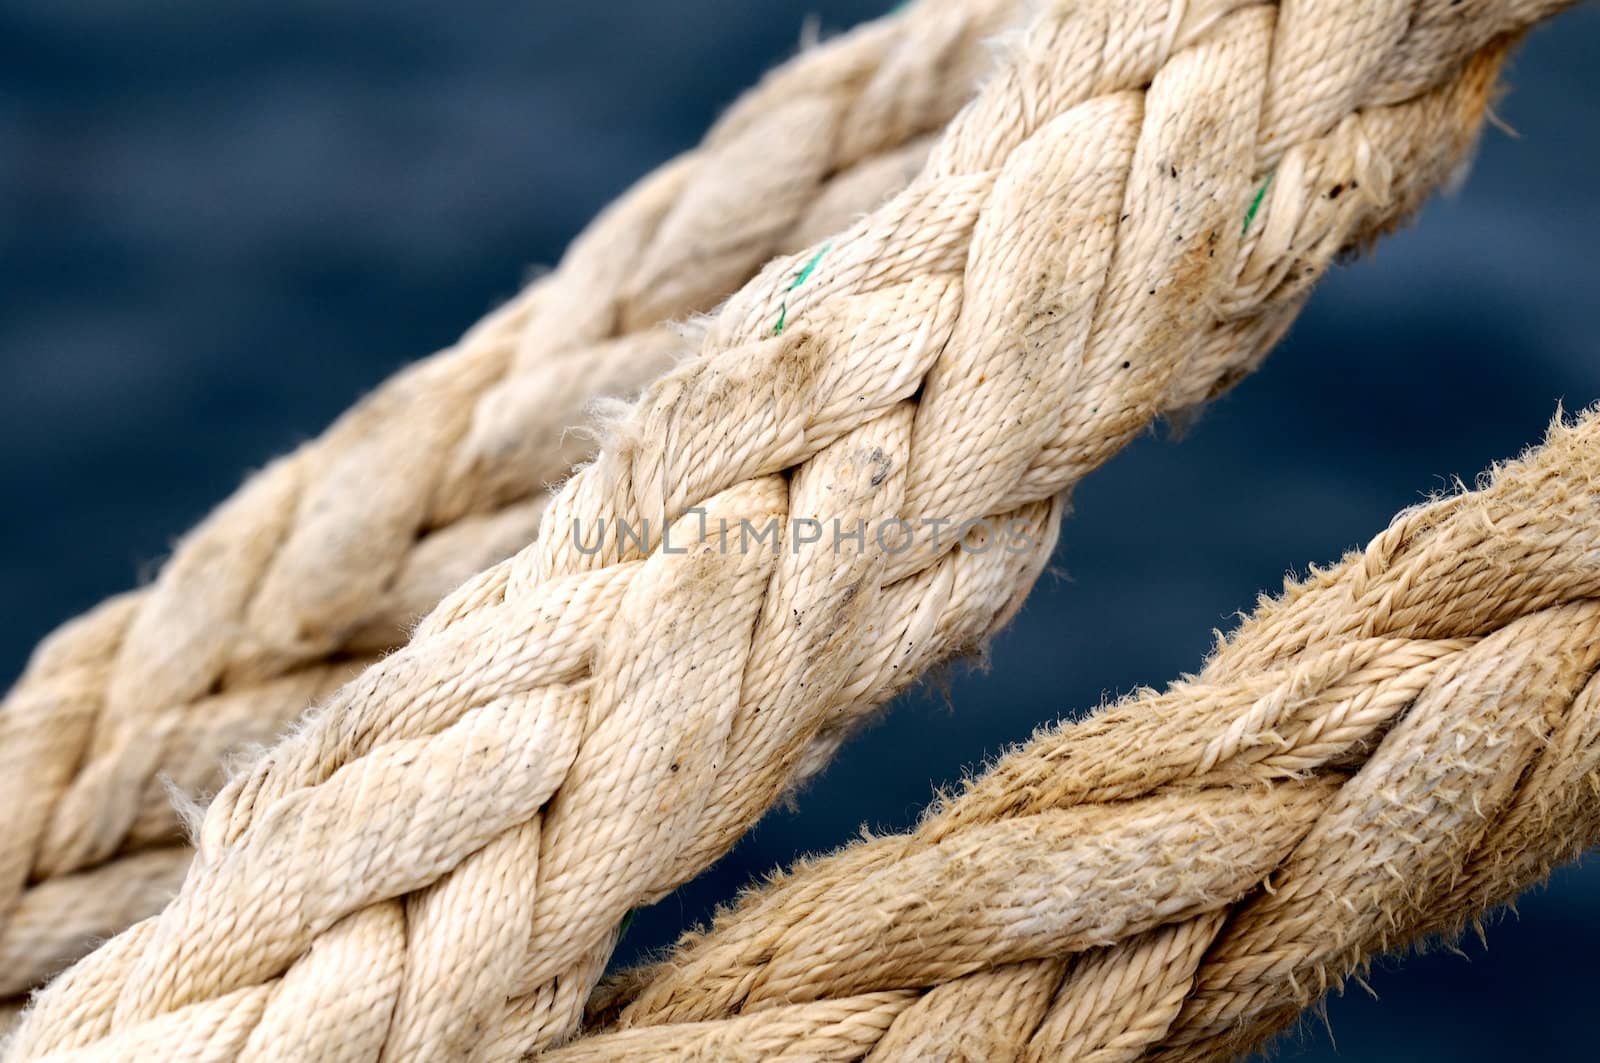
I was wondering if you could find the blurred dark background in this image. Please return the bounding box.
[2,2,1597,1057]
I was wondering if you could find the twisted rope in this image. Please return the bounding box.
[6,0,1571,1058]
[580,411,1600,1063]
[0,0,1021,996]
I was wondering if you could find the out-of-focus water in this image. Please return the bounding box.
[2,3,1597,1056]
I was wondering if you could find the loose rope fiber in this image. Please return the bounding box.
[0,0,1025,997]
[5,0,1576,1058]
[579,410,1600,1063]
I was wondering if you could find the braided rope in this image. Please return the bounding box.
[6,0,1572,1058]
[582,411,1600,1063]
[0,0,1021,996]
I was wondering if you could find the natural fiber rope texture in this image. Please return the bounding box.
[0,0,1022,997]
[6,0,1570,1058]
[576,410,1600,1062]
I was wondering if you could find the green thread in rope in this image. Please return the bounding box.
[774,241,832,336]
[1243,172,1275,235]
[617,909,636,940]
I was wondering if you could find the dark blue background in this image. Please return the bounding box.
[2,3,1596,1057]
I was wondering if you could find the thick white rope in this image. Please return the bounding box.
[6,0,1572,1058]
[582,412,1600,1062]
[0,0,1021,996]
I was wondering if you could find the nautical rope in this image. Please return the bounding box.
[5,0,1573,1058]
[0,0,1020,997]
[579,410,1600,1063]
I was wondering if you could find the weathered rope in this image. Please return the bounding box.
[6,0,1572,1058]
[0,0,1021,997]
[577,410,1600,1063]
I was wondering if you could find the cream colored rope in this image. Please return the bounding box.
[0,0,1020,997]
[582,411,1600,1063]
[6,0,1573,1058]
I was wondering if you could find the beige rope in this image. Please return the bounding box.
[6,0,1571,1058]
[0,0,1022,997]
[580,410,1600,1063]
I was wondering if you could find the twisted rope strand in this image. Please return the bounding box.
[8,0,1572,1058]
[582,411,1600,1062]
[0,0,1025,996]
